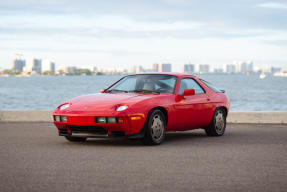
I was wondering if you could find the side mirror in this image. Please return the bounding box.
[183,89,195,96]
[100,89,106,93]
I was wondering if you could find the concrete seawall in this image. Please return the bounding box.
[0,111,286,124]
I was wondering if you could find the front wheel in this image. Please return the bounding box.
[65,136,87,142]
[142,109,166,145]
[205,108,226,136]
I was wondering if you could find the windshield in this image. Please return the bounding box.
[106,74,177,94]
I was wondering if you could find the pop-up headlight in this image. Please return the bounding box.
[116,106,128,112]
[59,103,70,110]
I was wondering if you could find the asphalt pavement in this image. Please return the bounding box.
[0,122,287,192]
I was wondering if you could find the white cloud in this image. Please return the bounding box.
[257,2,287,10]
[0,14,204,33]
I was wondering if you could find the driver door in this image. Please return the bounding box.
[174,78,210,130]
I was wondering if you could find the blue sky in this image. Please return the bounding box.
[0,0,287,71]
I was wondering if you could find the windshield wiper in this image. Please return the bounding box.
[130,89,160,93]
[106,89,128,93]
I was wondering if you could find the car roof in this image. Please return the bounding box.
[132,72,198,78]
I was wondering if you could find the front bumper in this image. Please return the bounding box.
[53,112,146,138]
[58,125,125,138]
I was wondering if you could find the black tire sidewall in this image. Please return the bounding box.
[205,108,226,136]
[214,109,226,136]
[145,109,166,145]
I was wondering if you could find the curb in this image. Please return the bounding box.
[0,111,287,124]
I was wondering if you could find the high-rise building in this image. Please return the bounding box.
[199,64,209,73]
[159,63,172,72]
[152,63,159,72]
[246,61,253,72]
[240,61,247,73]
[11,58,25,73]
[23,58,42,73]
[233,60,253,73]
[183,64,194,74]
[226,64,236,73]
[42,60,55,72]
[152,63,172,72]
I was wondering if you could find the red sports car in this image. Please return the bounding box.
[53,73,229,145]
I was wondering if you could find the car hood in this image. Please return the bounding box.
[65,93,158,112]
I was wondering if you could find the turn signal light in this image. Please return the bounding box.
[130,116,142,120]
[118,117,124,124]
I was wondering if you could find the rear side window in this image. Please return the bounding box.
[200,79,223,93]
[178,78,205,95]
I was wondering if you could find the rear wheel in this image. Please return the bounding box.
[205,108,226,136]
[65,136,87,142]
[142,109,166,145]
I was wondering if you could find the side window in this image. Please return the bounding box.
[178,78,205,95]
[200,79,223,93]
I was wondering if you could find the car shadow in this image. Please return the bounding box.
[66,129,210,147]
[165,131,208,143]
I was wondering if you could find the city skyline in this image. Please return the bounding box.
[6,55,286,76]
[0,1,287,71]
[4,54,285,72]
[2,53,280,72]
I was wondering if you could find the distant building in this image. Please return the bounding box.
[66,66,77,73]
[226,64,236,73]
[271,67,281,74]
[11,58,25,73]
[23,58,42,73]
[233,60,253,73]
[246,61,253,72]
[239,61,248,73]
[131,66,145,73]
[183,64,194,74]
[152,63,172,72]
[159,63,172,72]
[42,60,55,73]
[199,64,209,73]
[152,63,159,72]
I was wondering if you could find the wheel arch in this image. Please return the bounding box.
[217,106,228,116]
[147,106,168,125]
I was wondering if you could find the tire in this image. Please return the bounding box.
[205,108,226,136]
[65,136,87,142]
[142,109,166,145]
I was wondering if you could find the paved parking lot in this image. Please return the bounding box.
[0,122,286,192]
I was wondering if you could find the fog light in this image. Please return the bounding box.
[96,117,106,123]
[54,115,60,122]
[107,117,117,123]
[61,116,67,122]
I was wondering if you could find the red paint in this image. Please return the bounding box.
[53,73,229,137]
